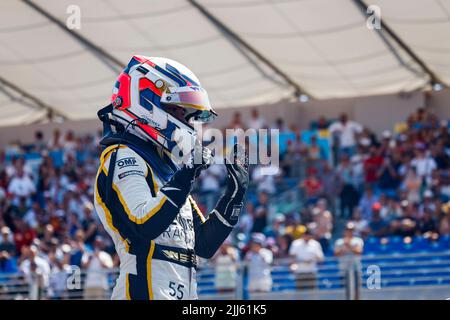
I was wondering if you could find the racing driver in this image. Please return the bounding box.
[94,55,249,300]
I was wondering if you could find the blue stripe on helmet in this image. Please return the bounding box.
[166,63,199,86]
[154,64,186,86]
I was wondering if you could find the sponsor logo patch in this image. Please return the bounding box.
[117,157,138,169]
[118,170,144,179]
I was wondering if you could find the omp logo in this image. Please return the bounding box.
[117,157,138,168]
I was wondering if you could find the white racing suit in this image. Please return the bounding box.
[94,134,239,300]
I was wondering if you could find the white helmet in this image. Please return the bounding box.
[106,55,216,159]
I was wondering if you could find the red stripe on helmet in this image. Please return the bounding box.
[111,73,131,110]
[139,78,162,96]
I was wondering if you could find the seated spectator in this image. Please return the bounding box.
[289,227,324,290]
[244,233,273,293]
[390,201,419,237]
[418,208,438,234]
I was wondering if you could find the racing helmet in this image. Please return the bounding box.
[107,55,216,158]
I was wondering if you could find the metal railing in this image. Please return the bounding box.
[1,251,448,300]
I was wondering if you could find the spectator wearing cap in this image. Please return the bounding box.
[244,233,273,293]
[289,227,324,290]
[82,236,113,300]
[334,223,364,270]
[368,203,389,237]
[212,239,239,293]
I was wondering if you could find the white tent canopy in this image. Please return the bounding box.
[0,0,449,126]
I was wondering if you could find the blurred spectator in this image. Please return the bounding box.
[349,208,369,238]
[358,185,379,221]
[251,163,280,195]
[81,236,113,300]
[403,166,422,203]
[247,108,266,130]
[300,167,323,205]
[244,233,273,293]
[0,227,16,257]
[7,166,36,204]
[334,223,364,269]
[229,112,244,130]
[289,228,324,290]
[47,251,69,300]
[19,245,51,297]
[411,145,437,180]
[250,192,269,233]
[329,113,363,156]
[337,153,360,219]
[368,203,389,237]
[212,240,239,293]
[311,200,333,252]
[390,202,419,237]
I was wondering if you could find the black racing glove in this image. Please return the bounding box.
[161,144,213,208]
[212,144,250,227]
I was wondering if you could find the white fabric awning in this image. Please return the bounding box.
[0,0,448,126]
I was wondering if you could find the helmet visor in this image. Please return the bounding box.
[161,86,217,123]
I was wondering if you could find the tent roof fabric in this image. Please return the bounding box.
[0,0,449,126]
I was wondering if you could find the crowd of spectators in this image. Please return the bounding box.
[0,106,449,297]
